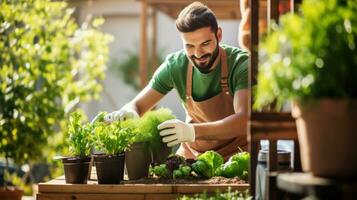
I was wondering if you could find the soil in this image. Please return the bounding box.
[122,176,246,184]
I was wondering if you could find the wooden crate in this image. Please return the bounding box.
[37,175,249,200]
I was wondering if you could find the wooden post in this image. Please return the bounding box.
[151,8,158,73]
[140,0,148,89]
[268,0,279,30]
[249,0,259,196]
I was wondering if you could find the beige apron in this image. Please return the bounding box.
[176,47,247,161]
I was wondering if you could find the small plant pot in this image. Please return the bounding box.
[62,156,91,184]
[93,153,125,184]
[125,142,151,180]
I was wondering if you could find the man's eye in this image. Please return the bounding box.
[202,42,210,46]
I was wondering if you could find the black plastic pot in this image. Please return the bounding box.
[125,142,151,180]
[152,143,171,164]
[93,153,125,184]
[62,156,91,184]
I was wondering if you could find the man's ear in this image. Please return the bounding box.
[217,27,223,42]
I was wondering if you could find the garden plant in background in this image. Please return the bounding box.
[254,0,357,178]
[110,47,165,91]
[0,0,112,196]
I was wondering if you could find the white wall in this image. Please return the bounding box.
[68,0,241,121]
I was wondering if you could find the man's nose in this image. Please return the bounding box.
[194,48,204,58]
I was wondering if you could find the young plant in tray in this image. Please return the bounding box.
[150,154,192,179]
[93,121,136,184]
[62,112,93,184]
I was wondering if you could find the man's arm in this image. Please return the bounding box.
[193,89,248,140]
[124,85,165,116]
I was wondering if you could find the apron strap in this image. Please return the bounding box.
[220,49,230,95]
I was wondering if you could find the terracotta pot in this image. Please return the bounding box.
[292,99,357,179]
[0,187,23,200]
[93,153,125,184]
[62,156,91,184]
[125,142,151,180]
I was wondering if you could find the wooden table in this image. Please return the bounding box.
[37,174,249,200]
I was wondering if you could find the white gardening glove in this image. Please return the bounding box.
[103,107,139,123]
[158,119,195,147]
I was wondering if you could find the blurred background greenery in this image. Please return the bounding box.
[0,0,112,195]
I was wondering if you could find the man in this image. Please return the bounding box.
[103,1,249,160]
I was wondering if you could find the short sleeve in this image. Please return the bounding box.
[231,56,248,93]
[149,57,174,94]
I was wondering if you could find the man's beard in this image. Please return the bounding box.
[190,44,220,73]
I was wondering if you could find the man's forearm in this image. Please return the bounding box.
[193,112,248,140]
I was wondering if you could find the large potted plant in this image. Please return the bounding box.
[0,0,112,197]
[123,108,176,180]
[93,122,135,184]
[121,119,151,180]
[254,0,357,178]
[62,112,93,184]
[139,108,176,165]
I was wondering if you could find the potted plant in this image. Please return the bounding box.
[62,112,93,184]
[93,121,135,184]
[121,108,176,180]
[139,108,176,165]
[254,0,357,178]
[121,119,151,180]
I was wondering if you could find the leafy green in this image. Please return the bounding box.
[150,164,170,179]
[67,112,93,157]
[94,122,136,155]
[254,0,357,110]
[215,152,250,180]
[192,151,224,178]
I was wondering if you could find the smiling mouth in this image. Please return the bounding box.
[196,57,208,62]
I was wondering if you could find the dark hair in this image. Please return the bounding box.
[175,2,218,33]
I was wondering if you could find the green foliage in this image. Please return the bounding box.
[4,170,32,195]
[94,122,136,155]
[215,152,250,180]
[192,151,224,178]
[0,0,112,168]
[67,112,93,157]
[138,108,176,151]
[110,47,165,91]
[150,164,170,178]
[178,188,252,200]
[254,0,357,110]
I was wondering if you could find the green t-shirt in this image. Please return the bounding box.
[149,44,248,102]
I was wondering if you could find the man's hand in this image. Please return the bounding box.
[158,119,195,147]
[104,107,139,123]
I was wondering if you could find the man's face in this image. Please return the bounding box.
[181,27,222,73]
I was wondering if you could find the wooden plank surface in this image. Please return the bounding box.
[39,175,249,194]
